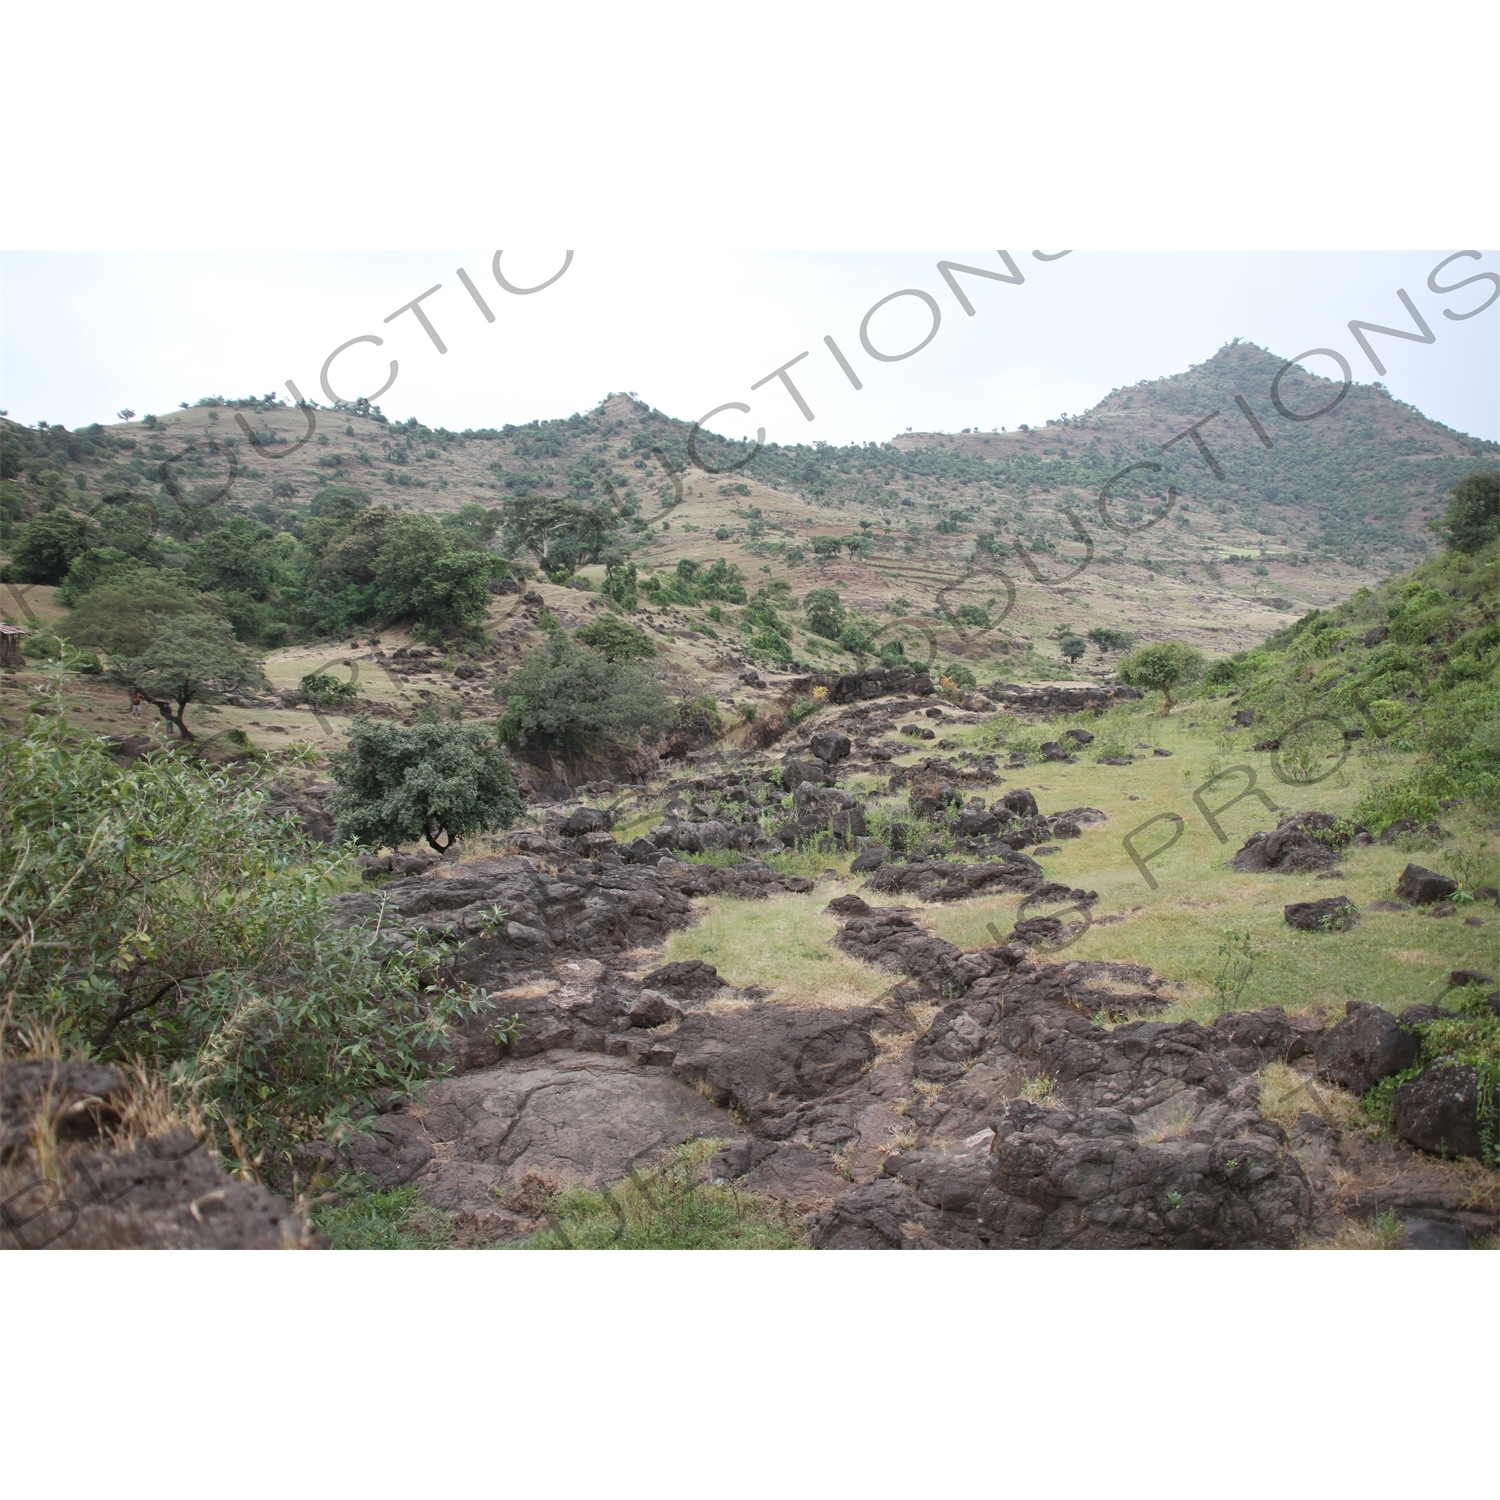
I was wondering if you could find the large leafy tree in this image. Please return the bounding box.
[374,512,493,632]
[111,614,266,737]
[497,633,672,760]
[500,495,610,575]
[1117,640,1206,710]
[12,509,94,584]
[1436,470,1499,555]
[65,575,220,658]
[328,717,525,852]
[802,587,845,640]
[1087,626,1133,655]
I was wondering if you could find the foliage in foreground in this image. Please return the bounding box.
[525,1140,807,1249]
[328,715,525,851]
[0,679,480,1189]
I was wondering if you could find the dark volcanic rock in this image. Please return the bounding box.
[1,1061,316,1249]
[559,805,613,835]
[1397,1218,1469,1249]
[1391,1065,1495,1160]
[1284,896,1359,932]
[998,788,1039,821]
[1229,812,1361,874]
[1314,1002,1420,1093]
[1378,819,1418,844]
[850,846,888,873]
[664,1006,883,1126]
[1063,728,1094,746]
[638,960,724,1004]
[1395,864,1458,906]
[866,855,1046,903]
[809,730,853,763]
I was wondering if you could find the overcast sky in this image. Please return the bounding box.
[3,250,1496,445]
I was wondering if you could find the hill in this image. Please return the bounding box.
[2,342,1495,739]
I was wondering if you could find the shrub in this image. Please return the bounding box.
[329,716,525,851]
[301,671,359,709]
[497,633,673,760]
[574,615,657,661]
[0,685,479,1190]
[940,662,977,691]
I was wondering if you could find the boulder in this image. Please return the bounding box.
[850,847,888,873]
[1063,727,1094,746]
[559,805,613,835]
[1039,741,1073,762]
[627,990,684,1028]
[809,730,852,763]
[1313,1002,1419,1093]
[1284,896,1358,932]
[1391,1065,1494,1160]
[997,788,1039,821]
[1397,1218,1468,1249]
[1395,865,1458,906]
[1378,820,1418,844]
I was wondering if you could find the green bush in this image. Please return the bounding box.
[497,633,673,760]
[301,671,359,709]
[574,614,657,661]
[329,716,525,851]
[0,683,479,1190]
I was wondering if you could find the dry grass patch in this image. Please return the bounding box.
[1258,1061,1364,1134]
[660,891,893,1009]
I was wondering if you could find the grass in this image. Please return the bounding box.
[661,888,894,1008]
[317,1183,456,1249]
[522,1140,806,1249]
[909,699,1495,1022]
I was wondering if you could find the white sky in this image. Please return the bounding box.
[3,250,1496,443]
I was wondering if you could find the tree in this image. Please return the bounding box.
[1087,626,1132,655]
[602,559,638,610]
[111,614,266,737]
[501,495,610,575]
[1117,640,1206,711]
[12,509,94,584]
[309,484,374,523]
[441,503,503,550]
[810,535,843,558]
[1060,634,1088,664]
[803,587,845,640]
[329,717,524,852]
[497,633,673,760]
[373,512,492,633]
[66,575,219,658]
[574,614,658,661]
[1436,470,1499,555]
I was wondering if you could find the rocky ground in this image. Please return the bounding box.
[313,680,1499,1251]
